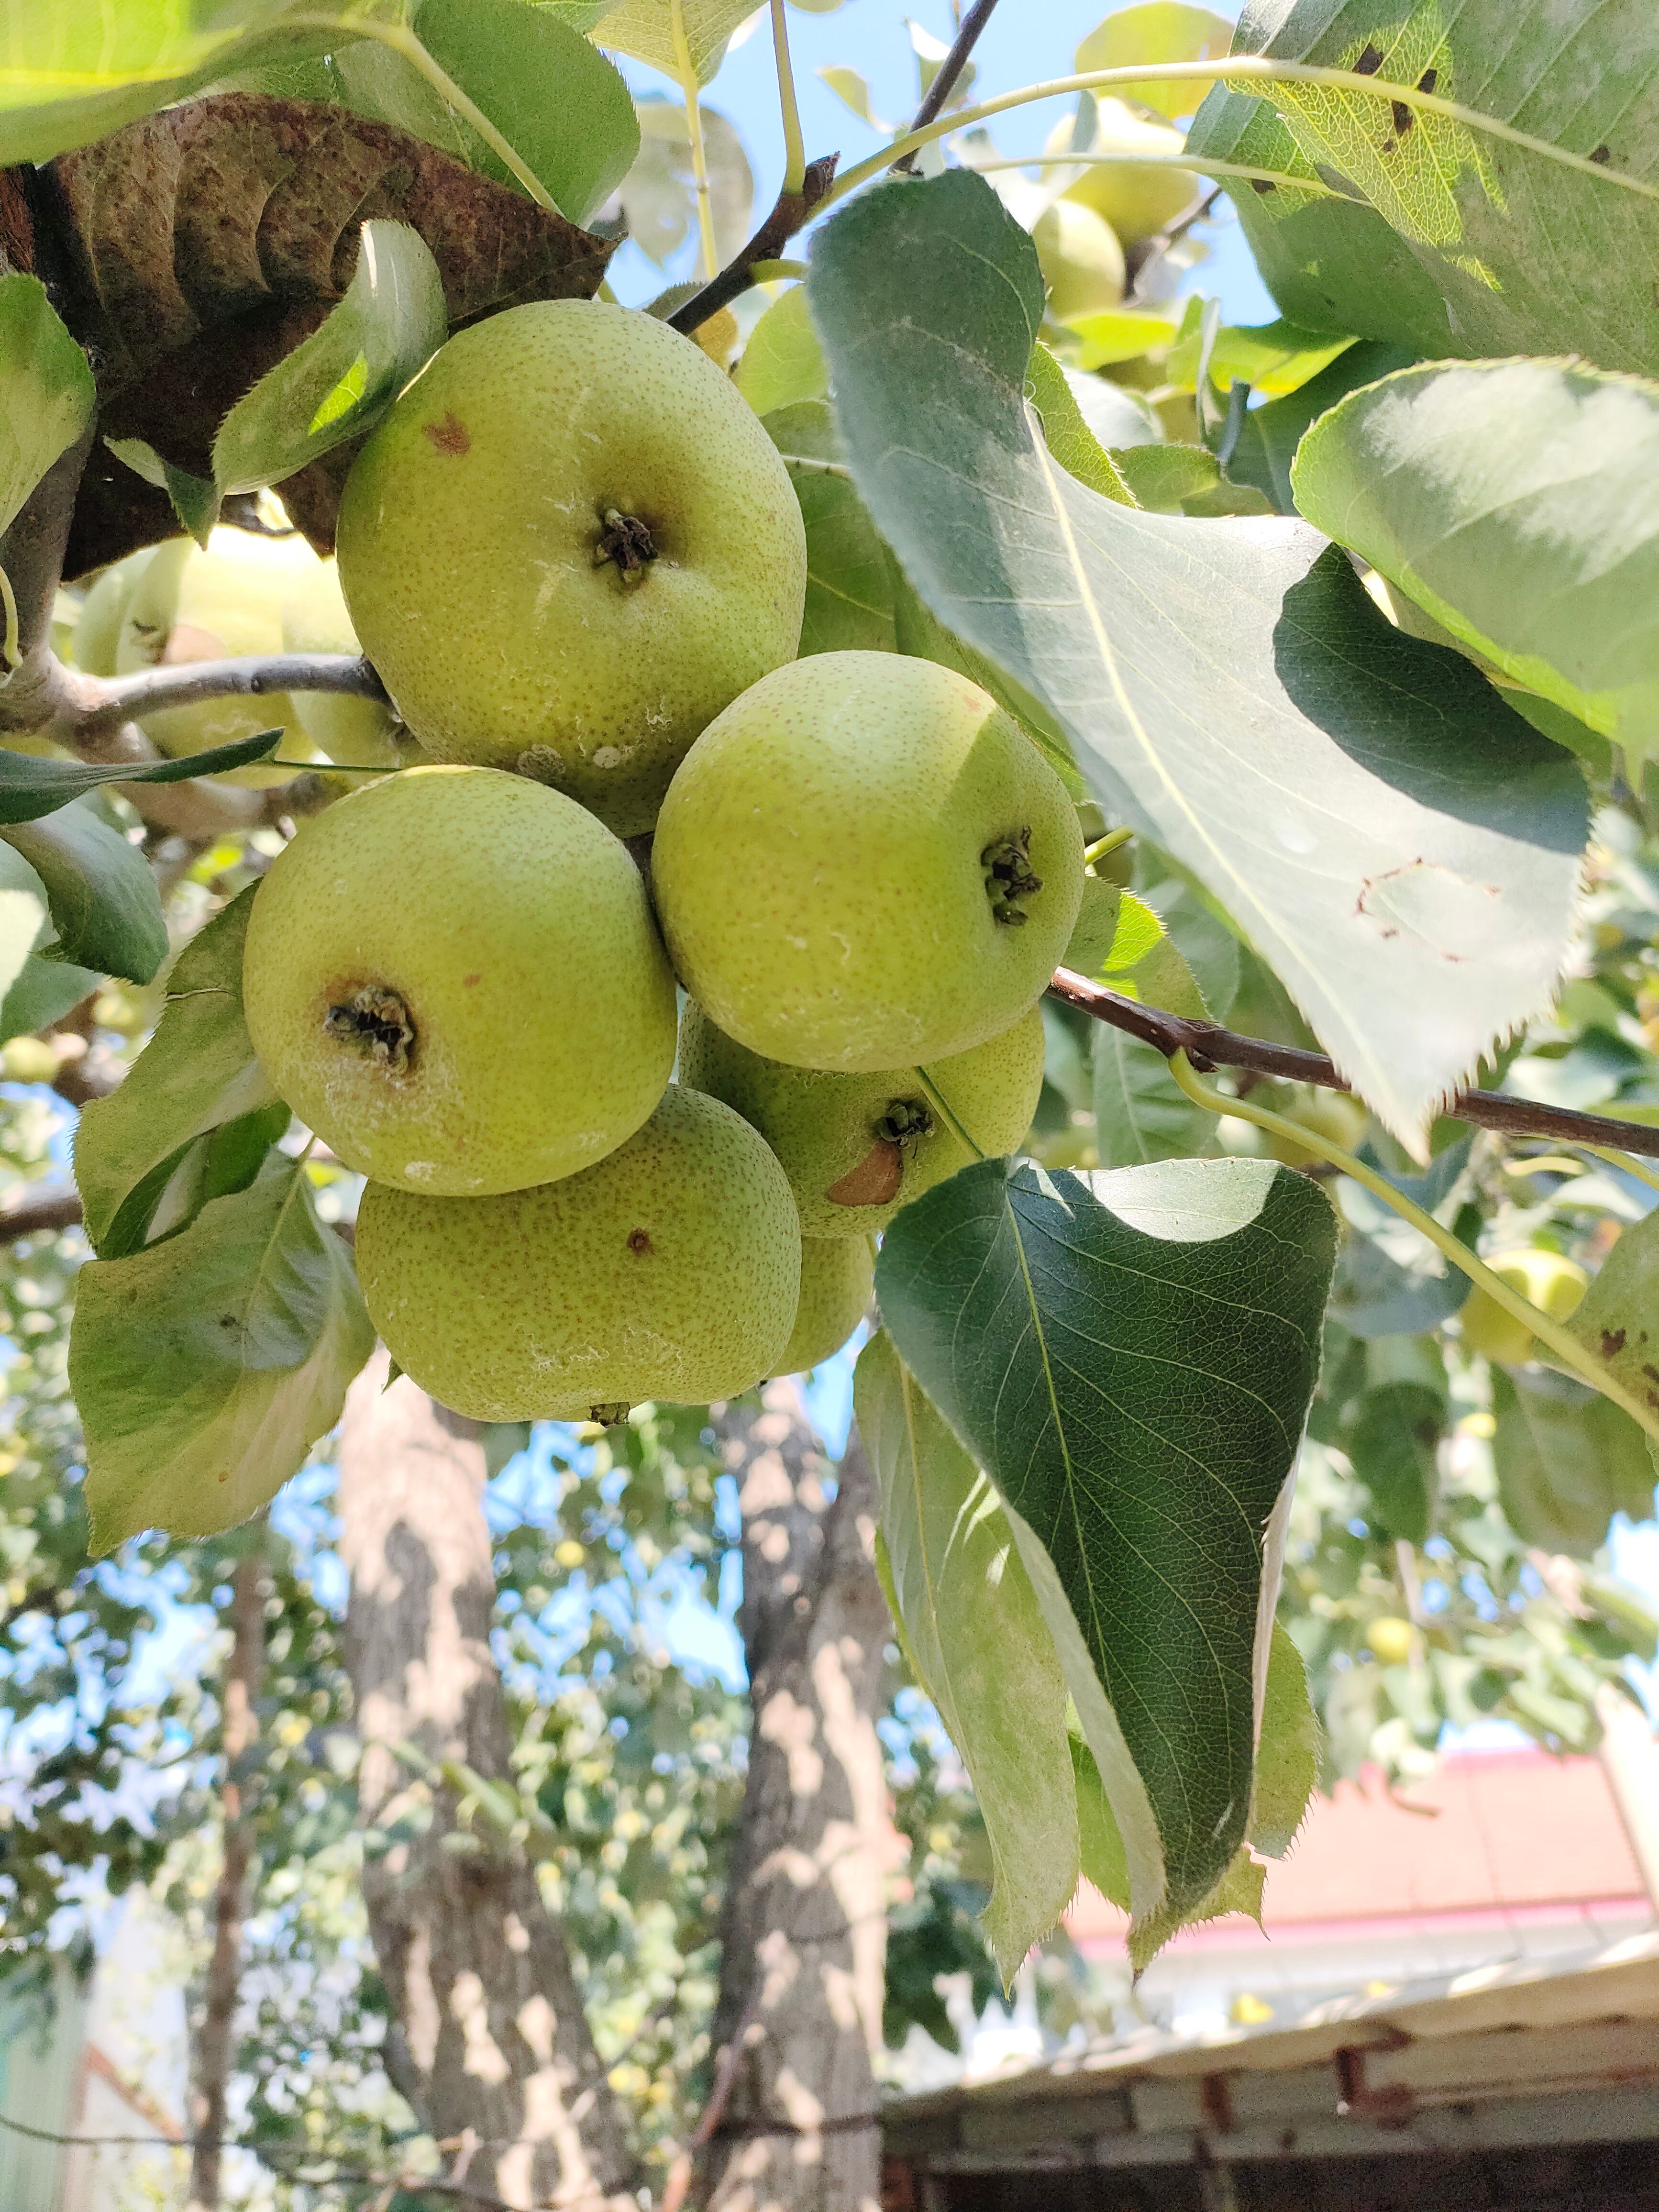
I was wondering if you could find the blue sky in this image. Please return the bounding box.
[605,0,1276,322]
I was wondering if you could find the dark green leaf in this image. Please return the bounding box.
[764,401,897,656]
[0,729,282,823]
[74,887,279,1255]
[1225,341,1418,515]
[0,275,95,538]
[1492,1366,1657,1557]
[0,952,100,1043]
[1,802,167,983]
[876,1155,1337,1926]
[70,1161,375,1547]
[1568,1210,1659,1438]
[104,436,220,546]
[807,171,1588,1147]
[1329,1228,1469,1339]
[1344,1379,1443,1543]
[214,221,447,497]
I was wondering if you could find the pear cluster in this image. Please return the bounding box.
[236,300,1084,1424]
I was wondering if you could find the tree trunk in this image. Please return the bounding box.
[698,1384,896,2212]
[187,1552,265,2212]
[336,1350,636,2210]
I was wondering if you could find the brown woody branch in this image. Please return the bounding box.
[890,0,1004,175]
[1049,967,1659,1161]
[70,652,388,747]
[0,1191,85,1244]
[667,154,840,336]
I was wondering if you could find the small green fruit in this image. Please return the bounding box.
[679,1000,1045,1235]
[1364,1616,1415,1666]
[1460,1249,1588,1366]
[356,1086,802,1421]
[1032,199,1125,322]
[1049,102,1199,246]
[278,558,411,774]
[336,299,807,835]
[115,531,327,785]
[2,1036,60,1084]
[72,549,156,676]
[243,765,676,1195]
[1265,1089,1370,1169]
[653,653,1084,1072]
[779,1236,874,1375]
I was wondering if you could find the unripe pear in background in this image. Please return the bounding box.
[279,557,413,775]
[1031,198,1125,322]
[356,1086,802,1422]
[1460,1248,1588,1366]
[243,765,676,1195]
[1364,1616,1416,1666]
[653,653,1084,1072]
[114,529,328,785]
[1265,1088,1371,1169]
[779,1236,874,1376]
[336,299,807,836]
[679,1000,1046,1236]
[1049,100,1199,246]
[71,548,155,677]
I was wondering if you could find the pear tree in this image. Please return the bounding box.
[0,0,1658,2197]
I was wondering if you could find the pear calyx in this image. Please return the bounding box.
[982,828,1042,926]
[324,984,416,1073]
[594,508,658,578]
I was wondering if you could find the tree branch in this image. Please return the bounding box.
[48,652,389,748]
[0,1190,84,1245]
[890,0,1004,175]
[1048,967,1659,1161]
[667,154,840,335]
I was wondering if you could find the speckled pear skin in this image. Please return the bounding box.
[652,653,1084,1070]
[355,1086,803,1421]
[679,999,1046,1236]
[334,300,807,836]
[778,1235,874,1376]
[243,765,676,1196]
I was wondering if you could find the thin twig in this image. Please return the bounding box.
[0,1191,84,1244]
[68,653,388,746]
[891,0,1004,174]
[661,1976,769,2211]
[1128,183,1223,298]
[667,155,840,334]
[1047,967,1659,1161]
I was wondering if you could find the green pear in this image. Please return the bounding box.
[355,1085,802,1421]
[72,548,157,676]
[1460,1249,1587,1366]
[1049,102,1199,247]
[279,557,414,775]
[779,1236,873,1376]
[679,1000,1046,1236]
[1032,199,1125,322]
[653,652,1084,1072]
[115,530,327,785]
[335,300,807,837]
[243,764,677,1195]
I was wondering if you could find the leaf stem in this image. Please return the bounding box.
[777,452,853,479]
[915,1067,987,1160]
[281,14,558,214]
[1083,826,1133,868]
[1168,1050,1659,1443]
[970,153,1346,200]
[671,0,720,281]
[822,58,1659,213]
[1582,1144,1659,1200]
[770,0,807,198]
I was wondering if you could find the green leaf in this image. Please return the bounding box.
[622,96,752,264]
[1491,1366,1656,1558]
[214,221,447,498]
[1,803,167,984]
[70,1161,375,1548]
[1075,3,1233,121]
[0,0,301,168]
[74,887,279,1256]
[1330,1227,1469,1338]
[0,842,52,1005]
[1344,1378,1443,1543]
[1065,310,1181,373]
[875,1155,1337,1926]
[596,0,760,86]
[1225,341,1418,516]
[0,276,95,541]
[0,952,100,1044]
[1108,441,1219,513]
[1294,360,1659,765]
[1091,1025,1215,1168]
[736,288,827,420]
[1025,344,1133,504]
[807,170,1590,1148]
[856,1331,1080,1981]
[764,400,896,656]
[1567,1211,1659,1440]
[1194,0,1659,371]
[0,728,283,823]
[104,437,220,546]
[1165,317,1355,398]
[1252,1622,1318,1858]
